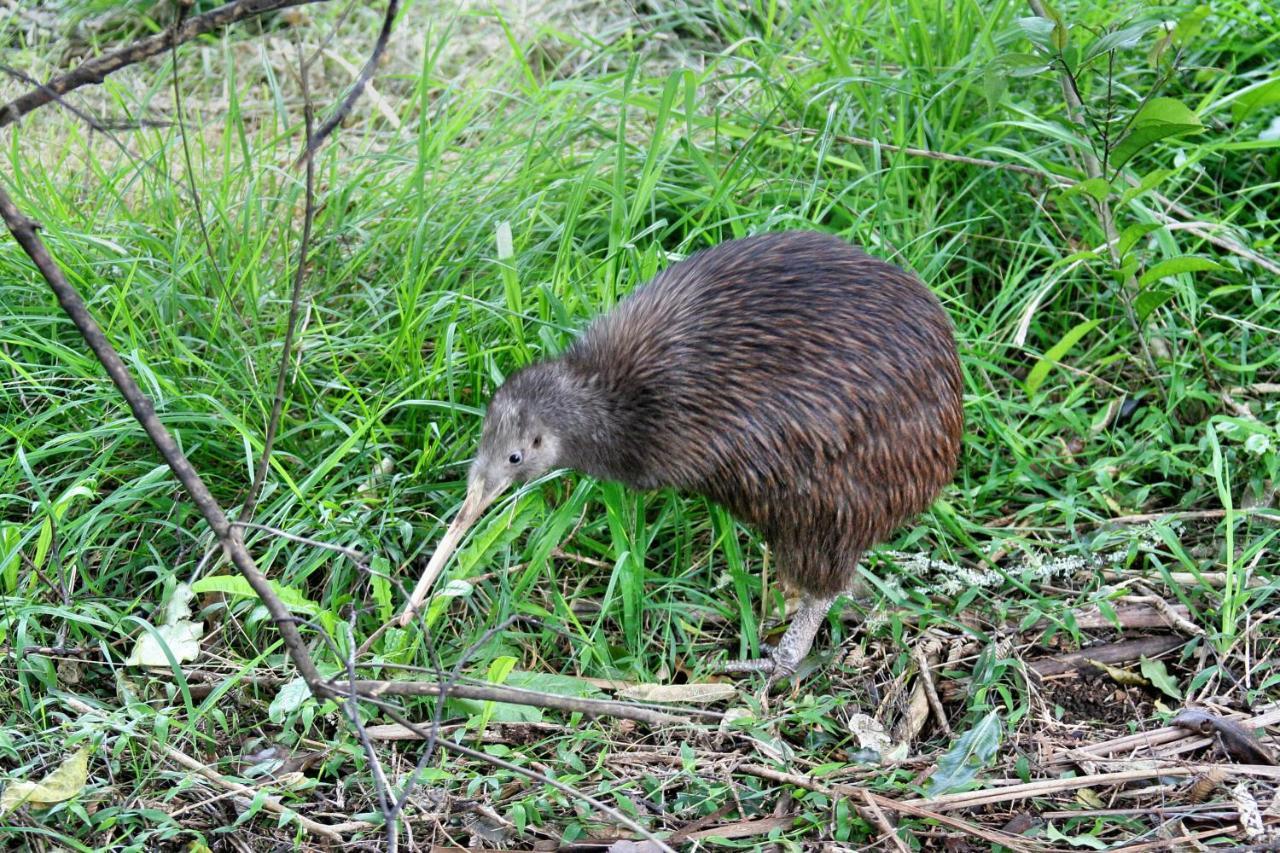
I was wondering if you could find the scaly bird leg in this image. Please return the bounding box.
[717,592,837,684]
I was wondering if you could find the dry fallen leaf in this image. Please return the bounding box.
[1,747,89,814]
[126,583,204,667]
[617,682,739,704]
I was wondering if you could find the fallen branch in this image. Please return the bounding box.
[903,763,1280,812]
[336,678,720,725]
[1048,703,1280,773]
[0,0,330,130]
[1028,634,1185,678]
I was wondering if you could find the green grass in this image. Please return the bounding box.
[2,0,1279,848]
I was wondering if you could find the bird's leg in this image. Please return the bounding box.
[717,592,837,682]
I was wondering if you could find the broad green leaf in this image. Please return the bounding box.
[1083,19,1162,62]
[472,655,520,730]
[998,52,1052,77]
[1172,5,1210,47]
[504,671,608,697]
[1138,255,1223,286]
[983,65,1007,111]
[1014,17,1056,48]
[423,578,474,630]
[1,748,89,815]
[1111,98,1202,167]
[191,575,323,616]
[1136,289,1175,322]
[1062,177,1110,203]
[1119,169,1172,206]
[1140,657,1183,700]
[923,711,1004,796]
[369,556,393,623]
[1046,822,1109,849]
[0,525,18,593]
[1025,319,1101,395]
[1116,222,1162,257]
[269,676,313,724]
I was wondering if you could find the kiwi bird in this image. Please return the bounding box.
[400,230,964,680]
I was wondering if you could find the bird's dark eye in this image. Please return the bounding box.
[508,451,523,465]
[532,435,542,449]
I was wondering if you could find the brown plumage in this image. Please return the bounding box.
[401,230,964,679]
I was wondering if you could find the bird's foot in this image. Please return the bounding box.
[712,593,837,690]
[715,643,802,687]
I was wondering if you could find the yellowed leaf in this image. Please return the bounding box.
[1,747,89,814]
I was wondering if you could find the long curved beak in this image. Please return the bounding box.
[398,475,504,627]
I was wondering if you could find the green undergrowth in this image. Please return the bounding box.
[1,0,1278,848]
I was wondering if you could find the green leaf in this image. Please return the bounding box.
[1116,222,1162,257]
[0,525,19,594]
[1046,822,1109,849]
[1140,657,1183,700]
[1111,98,1202,167]
[1025,319,1101,396]
[1172,5,1210,47]
[923,711,1004,796]
[268,676,314,724]
[982,65,1007,111]
[191,575,323,616]
[1083,19,1162,63]
[473,655,520,730]
[369,555,392,623]
[998,52,1052,77]
[1136,289,1175,322]
[1119,169,1173,206]
[1062,177,1110,203]
[1232,77,1280,122]
[1015,17,1056,49]
[1138,255,1223,286]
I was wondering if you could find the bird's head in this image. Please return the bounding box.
[405,365,573,614]
[467,366,565,507]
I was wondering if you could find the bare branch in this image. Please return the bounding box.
[0,182,323,690]
[337,677,718,725]
[239,40,318,524]
[297,0,399,165]
[0,0,331,130]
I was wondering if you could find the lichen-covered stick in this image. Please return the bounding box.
[400,231,963,683]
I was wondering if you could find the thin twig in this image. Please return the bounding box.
[861,790,909,853]
[62,695,369,841]
[0,183,323,690]
[335,677,717,725]
[1027,0,1161,383]
[231,521,367,564]
[914,642,951,738]
[298,0,399,164]
[167,2,228,306]
[781,124,1053,179]
[904,764,1280,812]
[238,38,318,525]
[344,692,679,853]
[0,0,331,130]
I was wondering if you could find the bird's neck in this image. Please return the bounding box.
[547,359,633,483]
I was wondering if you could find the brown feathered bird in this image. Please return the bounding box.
[400,230,964,680]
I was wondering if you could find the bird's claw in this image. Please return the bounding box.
[716,643,800,686]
